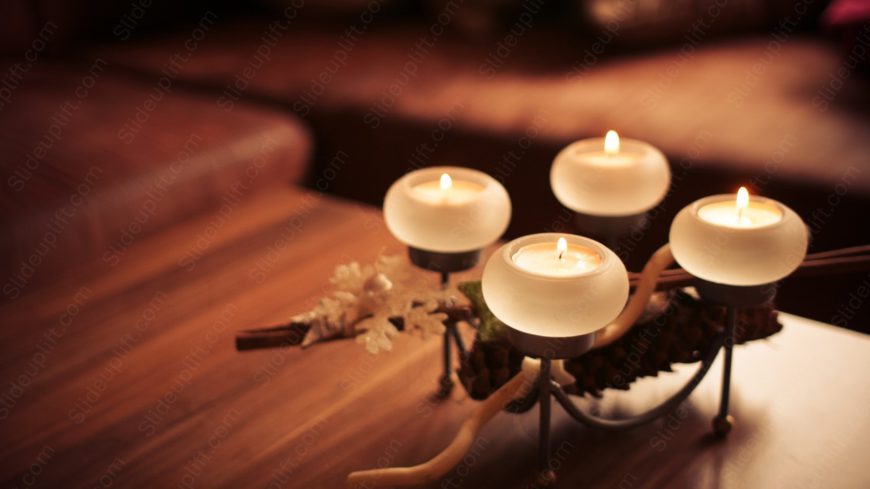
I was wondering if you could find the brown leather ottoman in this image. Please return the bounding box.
[0,58,311,299]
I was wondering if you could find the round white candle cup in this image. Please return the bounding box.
[384,166,511,253]
[482,233,629,341]
[670,189,808,286]
[550,131,671,217]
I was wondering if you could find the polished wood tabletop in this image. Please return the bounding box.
[1,187,868,489]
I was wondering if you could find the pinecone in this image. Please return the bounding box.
[458,338,525,400]
[457,290,783,400]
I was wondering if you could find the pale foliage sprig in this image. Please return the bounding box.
[293,254,459,352]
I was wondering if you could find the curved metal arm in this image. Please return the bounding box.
[552,333,724,430]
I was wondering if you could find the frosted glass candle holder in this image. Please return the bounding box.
[670,193,808,287]
[384,166,511,256]
[482,233,629,358]
[550,135,670,218]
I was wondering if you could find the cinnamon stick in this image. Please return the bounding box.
[629,250,870,288]
[236,305,475,351]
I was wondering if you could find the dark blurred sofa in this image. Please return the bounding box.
[2,0,869,329]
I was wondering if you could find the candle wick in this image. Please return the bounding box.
[558,251,564,261]
[737,207,744,224]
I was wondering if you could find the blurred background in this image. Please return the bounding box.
[1,0,869,329]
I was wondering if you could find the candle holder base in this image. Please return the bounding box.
[695,279,777,307]
[436,374,455,399]
[712,414,734,438]
[530,323,730,480]
[506,326,595,360]
[413,267,470,400]
[408,247,481,273]
[573,212,647,246]
[535,469,557,487]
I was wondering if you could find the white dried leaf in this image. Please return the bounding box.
[403,304,447,339]
[355,315,399,354]
[331,262,376,293]
[292,253,469,350]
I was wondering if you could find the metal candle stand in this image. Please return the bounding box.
[510,279,777,487]
[407,217,783,484]
[407,246,480,398]
[572,212,648,252]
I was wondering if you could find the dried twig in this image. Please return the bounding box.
[346,365,539,487]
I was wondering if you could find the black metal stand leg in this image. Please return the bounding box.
[436,327,455,398]
[713,306,736,437]
[536,358,556,487]
[450,325,466,357]
[436,271,454,398]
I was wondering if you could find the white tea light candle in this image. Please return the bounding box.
[384,166,511,253]
[550,131,671,216]
[482,233,628,339]
[512,237,602,277]
[696,187,782,228]
[410,173,485,205]
[670,187,808,286]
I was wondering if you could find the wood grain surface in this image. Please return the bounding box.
[1,187,868,489]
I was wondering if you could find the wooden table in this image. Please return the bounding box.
[2,187,868,489]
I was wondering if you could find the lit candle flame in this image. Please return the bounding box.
[604,130,620,156]
[440,173,452,192]
[556,237,567,261]
[736,186,749,223]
